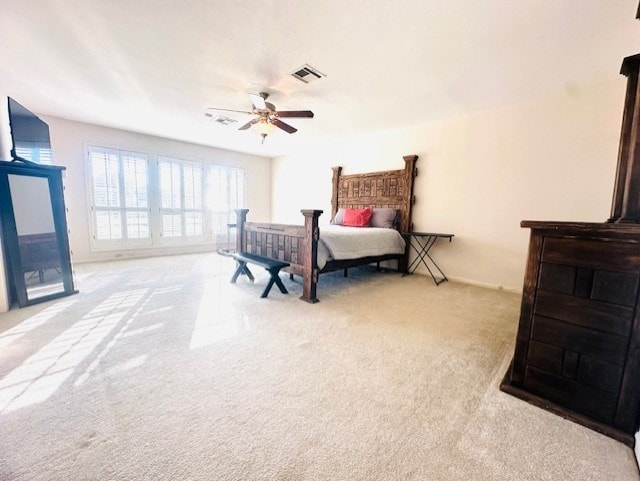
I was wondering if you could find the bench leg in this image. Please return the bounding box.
[231,261,254,283]
[273,273,288,294]
[260,268,288,298]
[244,265,255,281]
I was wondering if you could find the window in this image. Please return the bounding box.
[159,157,204,241]
[86,146,246,252]
[208,165,246,249]
[88,147,150,248]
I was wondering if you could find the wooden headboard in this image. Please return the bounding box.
[330,155,418,233]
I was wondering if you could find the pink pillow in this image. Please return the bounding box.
[342,207,373,227]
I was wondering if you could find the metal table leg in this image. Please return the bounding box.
[403,233,453,286]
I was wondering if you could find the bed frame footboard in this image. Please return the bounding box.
[235,209,323,303]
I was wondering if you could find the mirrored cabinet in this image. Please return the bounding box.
[0,160,76,307]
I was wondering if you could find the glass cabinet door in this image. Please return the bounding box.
[8,174,65,302]
[0,162,76,308]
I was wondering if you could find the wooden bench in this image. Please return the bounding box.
[229,252,290,298]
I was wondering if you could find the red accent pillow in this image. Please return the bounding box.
[342,207,373,227]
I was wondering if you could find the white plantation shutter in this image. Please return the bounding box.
[159,160,181,238]
[208,165,246,249]
[91,149,122,241]
[86,146,246,252]
[230,168,245,211]
[122,154,149,239]
[183,163,203,236]
[159,157,204,241]
[88,147,150,248]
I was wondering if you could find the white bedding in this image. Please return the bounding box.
[316,225,406,269]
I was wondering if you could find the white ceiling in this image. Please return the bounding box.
[1,1,638,158]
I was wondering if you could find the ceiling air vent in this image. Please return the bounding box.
[290,64,326,84]
[205,113,238,126]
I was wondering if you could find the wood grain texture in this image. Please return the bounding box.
[510,230,544,384]
[534,290,634,337]
[542,236,640,272]
[521,220,640,238]
[609,63,637,222]
[500,365,635,446]
[503,222,640,442]
[332,154,417,235]
[531,315,628,367]
[503,52,640,443]
[578,355,623,394]
[614,304,640,431]
[524,366,618,424]
[234,154,418,303]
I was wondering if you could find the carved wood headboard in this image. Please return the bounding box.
[330,155,418,233]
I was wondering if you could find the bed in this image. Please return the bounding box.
[235,154,418,302]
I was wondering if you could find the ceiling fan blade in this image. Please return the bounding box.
[238,119,257,130]
[248,93,266,110]
[272,118,297,134]
[275,110,314,118]
[206,107,253,115]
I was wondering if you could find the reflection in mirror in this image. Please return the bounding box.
[8,174,64,301]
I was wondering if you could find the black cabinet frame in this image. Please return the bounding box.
[0,160,76,307]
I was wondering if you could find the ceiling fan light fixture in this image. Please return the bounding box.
[252,118,275,144]
[207,92,312,144]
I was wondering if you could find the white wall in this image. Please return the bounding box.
[42,116,271,263]
[271,79,626,291]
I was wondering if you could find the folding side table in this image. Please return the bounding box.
[402,232,454,285]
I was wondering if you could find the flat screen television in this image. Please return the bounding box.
[7,97,52,164]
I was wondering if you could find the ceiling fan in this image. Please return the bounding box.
[206,92,314,144]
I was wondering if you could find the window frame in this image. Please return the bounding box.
[84,145,247,253]
[208,164,247,250]
[86,146,152,250]
[158,156,205,244]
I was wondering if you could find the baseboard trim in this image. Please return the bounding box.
[447,276,522,294]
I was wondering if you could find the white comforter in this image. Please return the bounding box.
[316,225,406,269]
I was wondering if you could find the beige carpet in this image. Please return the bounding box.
[0,253,637,480]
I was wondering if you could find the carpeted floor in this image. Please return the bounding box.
[0,253,638,480]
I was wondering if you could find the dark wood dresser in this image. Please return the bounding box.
[502,48,640,446]
[501,221,640,445]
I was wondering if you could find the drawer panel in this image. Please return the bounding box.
[542,237,640,273]
[527,340,563,375]
[524,366,618,423]
[591,270,639,307]
[526,340,624,394]
[578,354,624,394]
[531,315,628,366]
[534,290,634,337]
